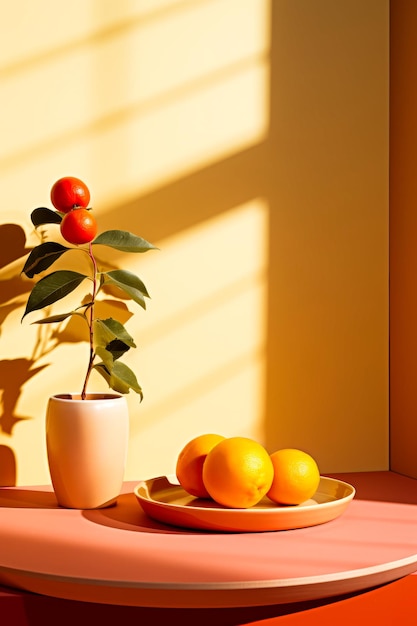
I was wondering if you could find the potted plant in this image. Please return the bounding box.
[21,176,157,509]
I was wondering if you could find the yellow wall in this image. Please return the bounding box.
[0,0,389,487]
[264,0,389,472]
[390,0,417,480]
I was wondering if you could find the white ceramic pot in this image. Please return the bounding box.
[46,392,129,509]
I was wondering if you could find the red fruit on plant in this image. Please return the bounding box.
[60,208,98,245]
[51,176,91,213]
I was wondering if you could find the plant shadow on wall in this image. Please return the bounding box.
[0,222,136,486]
[0,223,38,485]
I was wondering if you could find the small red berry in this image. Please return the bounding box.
[51,176,90,214]
[60,208,98,245]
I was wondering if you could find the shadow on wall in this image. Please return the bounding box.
[0,224,47,485]
[0,225,45,443]
[0,445,16,486]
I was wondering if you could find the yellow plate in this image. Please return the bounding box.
[134,475,355,532]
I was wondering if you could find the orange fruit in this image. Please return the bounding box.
[202,437,274,508]
[51,176,91,213]
[60,208,98,245]
[267,448,320,505]
[176,433,225,498]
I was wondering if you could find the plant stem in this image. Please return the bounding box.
[81,243,98,399]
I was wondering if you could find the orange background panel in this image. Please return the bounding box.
[390,0,417,479]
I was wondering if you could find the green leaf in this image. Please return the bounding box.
[94,346,114,370]
[22,271,88,320]
[94,318,115,348]
[104,270,150,309]
[94,318,136,351]
[92,230,157,253]
[31,311,85,325]
[22,242,71,278]
[94,361,143,399]
[31,207,62,227]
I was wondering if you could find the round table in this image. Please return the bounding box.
[0,473,417,608]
